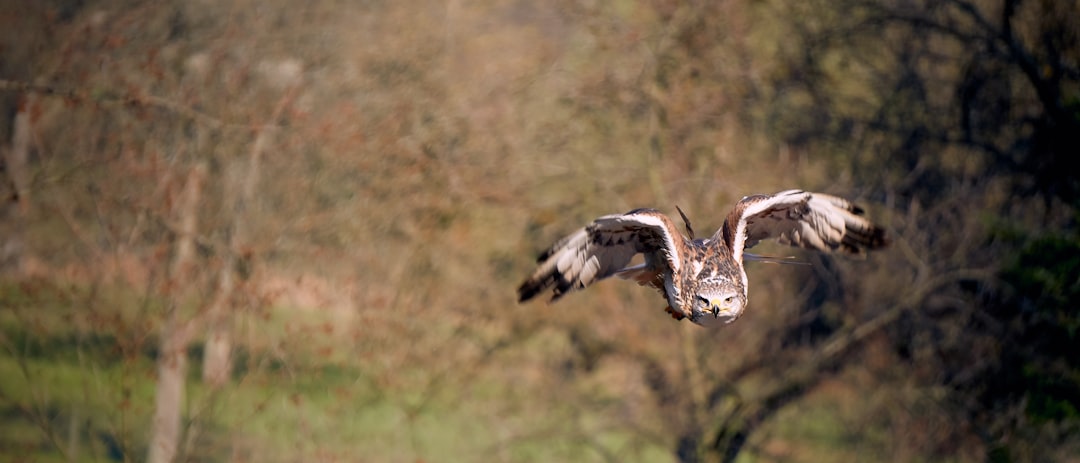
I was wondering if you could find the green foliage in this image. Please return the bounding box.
[1004,236,1080,327]
[1000,234,1080,423]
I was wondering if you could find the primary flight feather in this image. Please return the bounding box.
[517,189,888,326]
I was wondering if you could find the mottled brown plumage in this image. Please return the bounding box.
[517,189,889,326]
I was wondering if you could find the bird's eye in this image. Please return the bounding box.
[724,296,734,304]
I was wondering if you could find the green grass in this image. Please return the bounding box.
[0,278,923,462]
[0,281,681,462]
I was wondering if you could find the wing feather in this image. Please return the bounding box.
[517,209,684,303]
[719,189,888,266]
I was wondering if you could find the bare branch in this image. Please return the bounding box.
[707,267,997,461]
[0,79,269,131]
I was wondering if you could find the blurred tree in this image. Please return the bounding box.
[977,230,1080,460]
[0,93,31,275]
[739,0,1080,460]
[148,163,204,463]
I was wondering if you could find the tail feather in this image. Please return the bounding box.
[614,264,663,288]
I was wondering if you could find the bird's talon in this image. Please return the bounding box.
[664,306,684,320]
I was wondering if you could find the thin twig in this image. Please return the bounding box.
[0,79,268,131]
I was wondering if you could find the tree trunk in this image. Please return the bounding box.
[147,163,205,463]
[201,255,234,387]
[1,95,32,274]
[201,87,293,387]
[147,318,191,463]
[8,95,31,214]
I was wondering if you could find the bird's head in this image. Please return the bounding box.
[688,283,746,327]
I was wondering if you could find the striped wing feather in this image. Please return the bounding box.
[722,189,888,263]
[517,209,683,303]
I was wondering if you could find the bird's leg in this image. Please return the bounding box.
[664,305,685,320]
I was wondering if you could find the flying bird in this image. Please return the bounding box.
[517,189,888,327]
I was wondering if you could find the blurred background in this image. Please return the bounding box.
[1,0,1077,461]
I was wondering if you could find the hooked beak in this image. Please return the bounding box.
[705,297,740,323]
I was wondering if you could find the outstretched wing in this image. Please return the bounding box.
[720,189,888,266]
[518,209,685,303]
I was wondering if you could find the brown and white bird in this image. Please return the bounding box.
[517,189,888,327]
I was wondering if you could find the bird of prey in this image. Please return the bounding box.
[517,189,888,327]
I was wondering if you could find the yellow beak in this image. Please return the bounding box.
[706,298,739,321]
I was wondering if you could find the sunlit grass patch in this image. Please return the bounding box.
[0,275,675,462]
